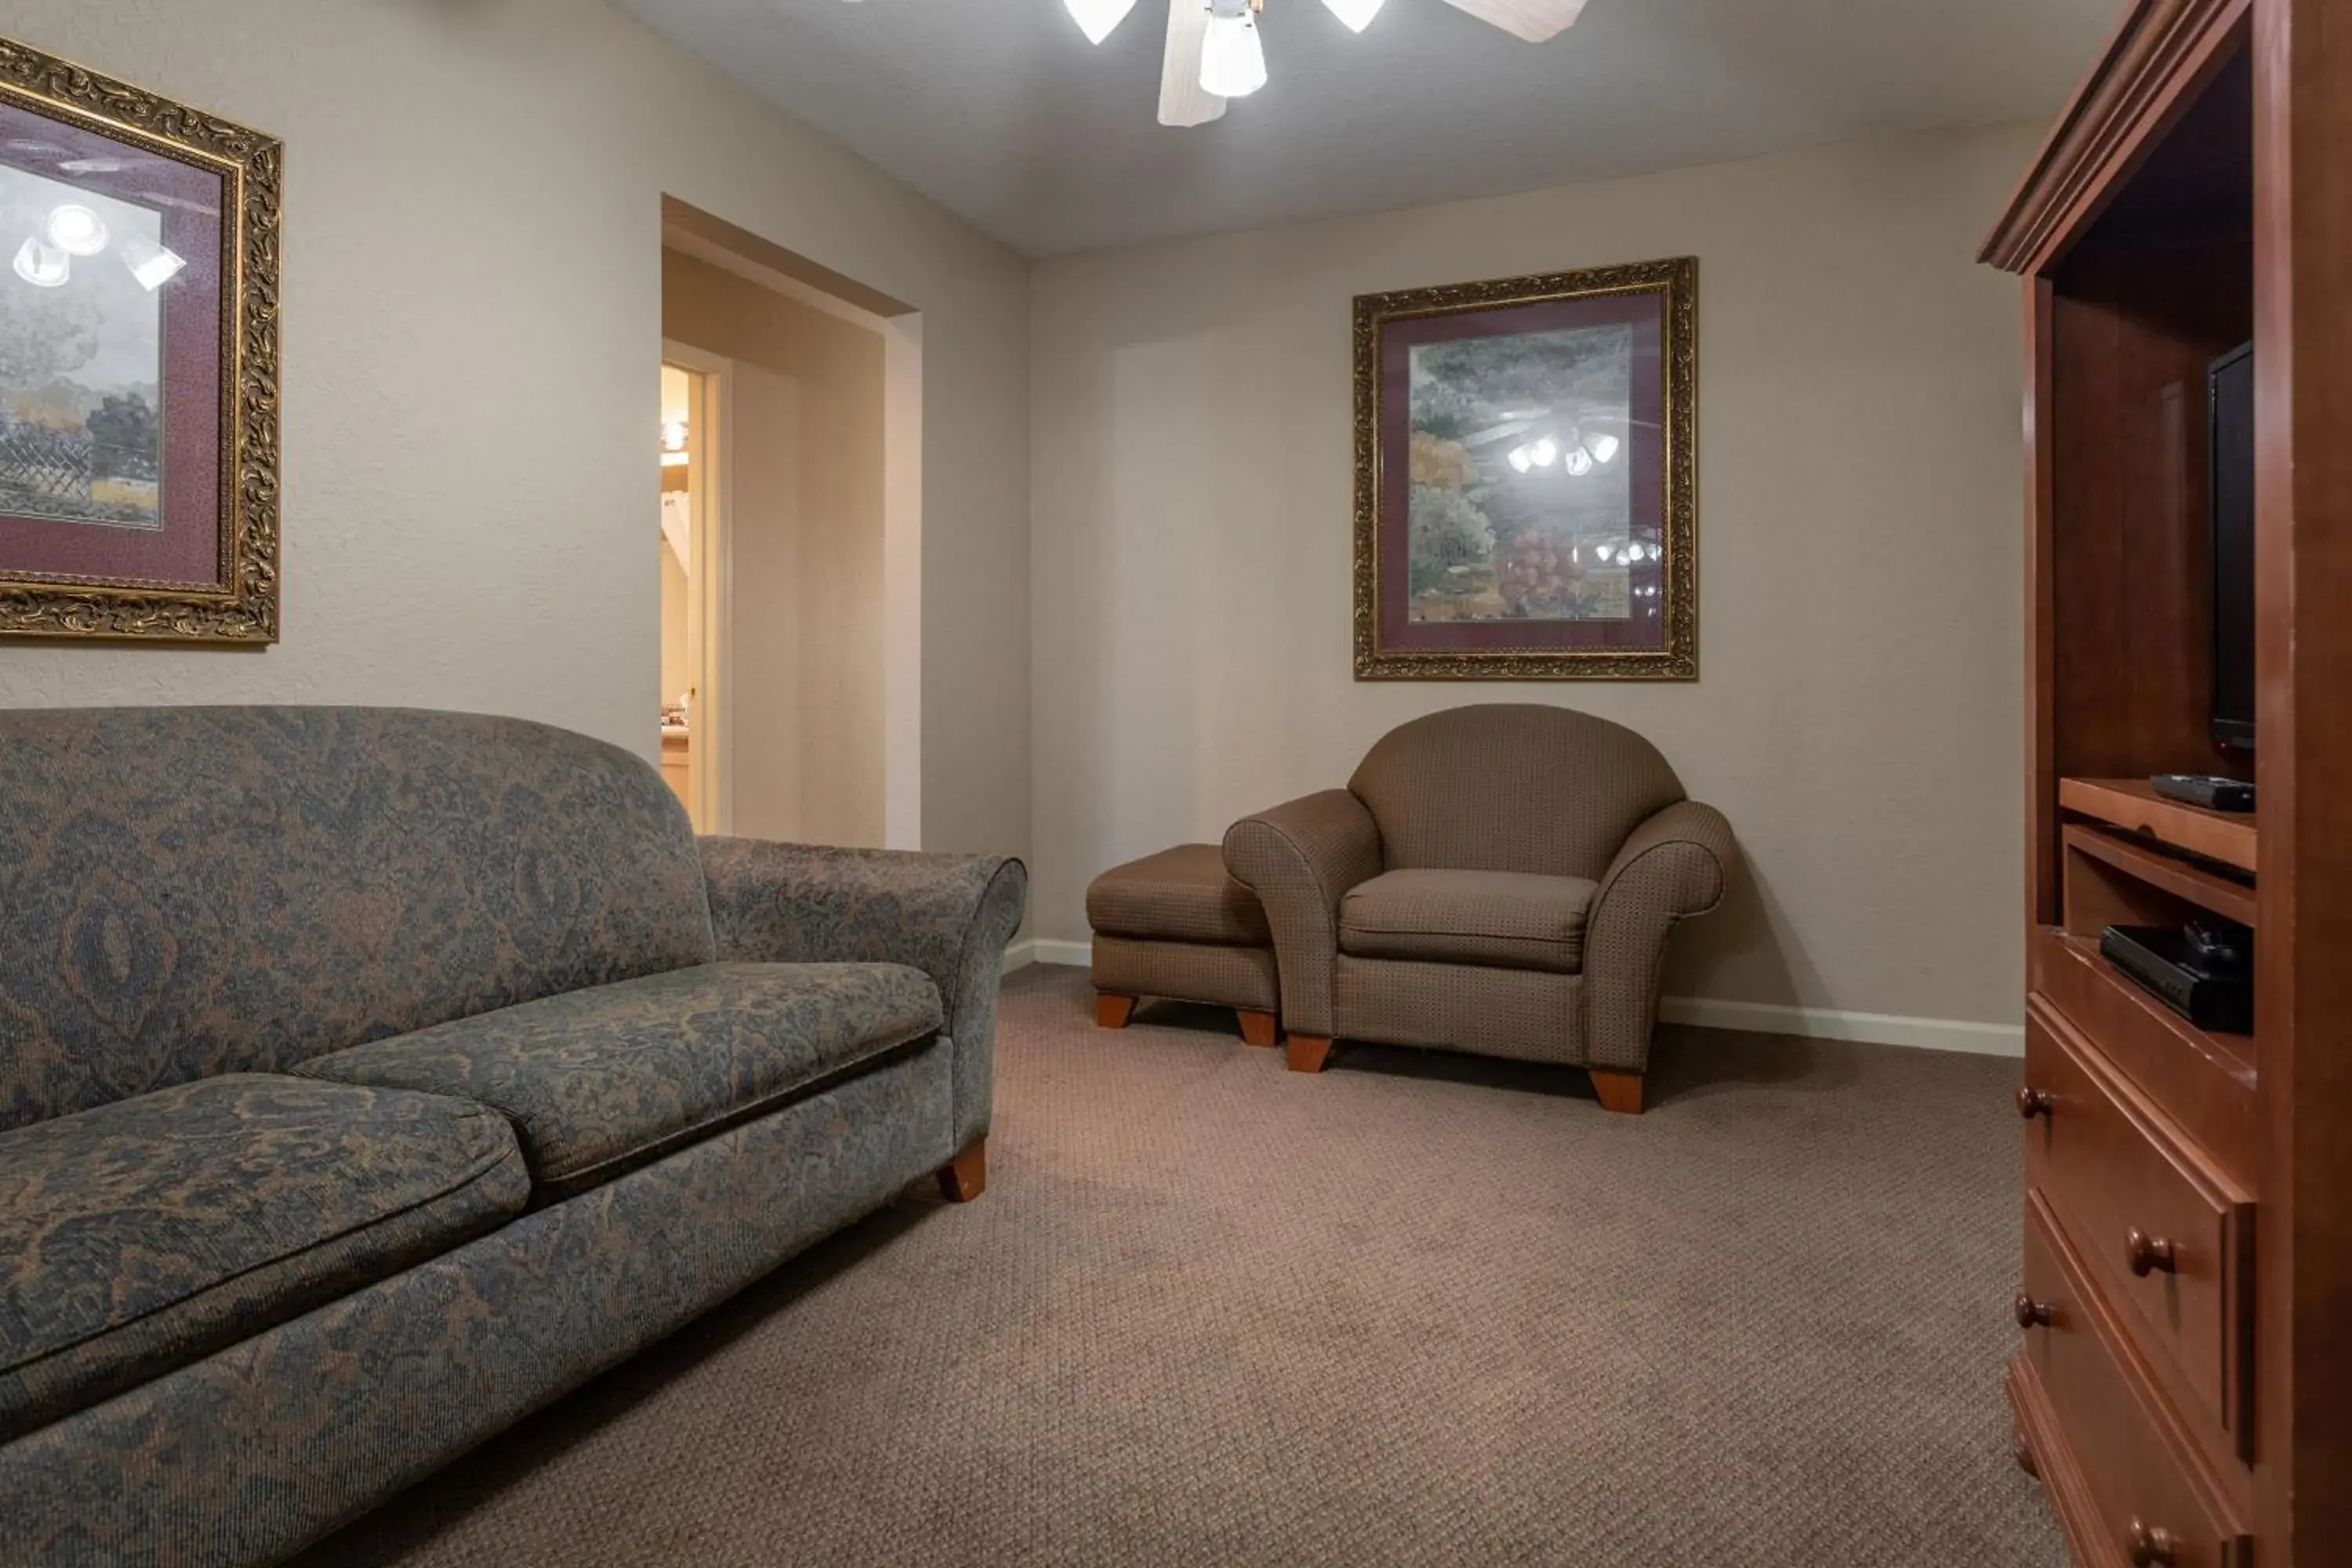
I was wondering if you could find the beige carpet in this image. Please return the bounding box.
[299,965,2064,1568]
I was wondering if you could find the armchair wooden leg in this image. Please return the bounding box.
[1095,993,1138,1029]
[937,1140,986,1203]
[1589,1069,1645,1116]
[1238,1009,1280,1048]
[1287,1034,1334,1074]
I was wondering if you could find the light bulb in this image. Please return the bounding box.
[118,235,187,292]
[1585,432,1621,464]
[662,419,689,452]
[1528,437,1559,467]
[1563,446,1594,477]
[1625,543,1646,563]
[12,238,68,289]
[1200,3,1268,98]
[1063,0,1139,45]
[1320,0,1385,31]
[1507,446,1534,474]
[44,205,108,257]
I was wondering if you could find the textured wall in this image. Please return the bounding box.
[1029,122,2039,1030]
[0,0,1030,866]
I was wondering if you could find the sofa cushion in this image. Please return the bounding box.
[297,963,944,1201]
[0,1074,527,1444]
[1086,844,1271,947]
[1338,869,1599,975]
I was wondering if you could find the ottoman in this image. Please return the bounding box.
[1087,844,1282,1047]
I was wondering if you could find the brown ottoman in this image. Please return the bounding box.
[1087,844,1282,1047]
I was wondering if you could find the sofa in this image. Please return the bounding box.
[0,706,1026,1567]
[1223,704,1732,1112]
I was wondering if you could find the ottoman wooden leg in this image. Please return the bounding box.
[1095,993,1138,1029]
[1287,1034,1334,1074]
[1237,1009,1279,1048]
[938,1140,987,1203]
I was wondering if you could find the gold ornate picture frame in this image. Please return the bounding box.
[1353,256,1697,681]
[0,35,281,644]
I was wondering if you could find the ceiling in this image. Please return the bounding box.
[618,0,2118,257]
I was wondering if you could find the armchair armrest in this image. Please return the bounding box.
[1583,800,1735,1073]
[1222,791,1383,1038]
[699,839,1028,1151]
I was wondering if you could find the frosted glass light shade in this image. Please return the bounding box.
[44,205,109,257]
[1064,0,1140,45]
[1584,431,1621,464]
[1321,0,1386,31]
[1200,11,1268,97]
[12,238,69,289]
[118,235,188,292]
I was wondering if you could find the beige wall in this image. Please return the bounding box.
[1030,122,2041,1033]
[0,0,1031,866]
[665,251,889,847]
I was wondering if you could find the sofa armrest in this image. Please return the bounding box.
[699,839,1028,1151]
[1583,801,1734,1074]
[1221,791,1383,1038]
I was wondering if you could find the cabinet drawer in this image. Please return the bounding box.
[2020,1195,2251,1567]
[2023,1003,2253,1454]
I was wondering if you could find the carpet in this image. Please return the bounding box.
[298,964,2063,1567]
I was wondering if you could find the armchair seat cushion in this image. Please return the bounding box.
[298,962,942,1202]
[0,1074,527,1445]
[1339,869,1599,975]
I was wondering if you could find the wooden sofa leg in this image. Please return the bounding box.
[1238,1009,1280,1048]
[1095,993,1138,1029]
[938,1141,987,1203]
[1589,1070,1645,1116]
[1287,1034,1334,1074]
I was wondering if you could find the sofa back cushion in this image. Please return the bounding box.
[0,707,716,1132]
[1348,704,1686,881]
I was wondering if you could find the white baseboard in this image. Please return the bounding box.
[1654,996,2024,1058]
[1004,936,2023,1057]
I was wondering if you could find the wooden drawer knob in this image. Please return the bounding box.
[2016,1085,2056,1120]
[2013,1290,2053,1329]
[2126,1229,2179,1277]
[2127,1519,2180,1566]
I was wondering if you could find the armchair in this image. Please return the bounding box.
[1223,705,1733,1113]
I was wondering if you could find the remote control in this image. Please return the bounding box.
[2151,774,2256,813]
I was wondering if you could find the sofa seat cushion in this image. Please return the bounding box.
[0,1074,527,1444]
[296,962,943,1201]
[1087,844,1271,947]
[1338,869,1599,975]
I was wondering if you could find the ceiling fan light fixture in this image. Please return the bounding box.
[1064,0,1141,45]
[1320,0,1386,31]
[1199,0,1268,98]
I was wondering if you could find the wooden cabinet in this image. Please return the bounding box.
[1983,3,2352,1563]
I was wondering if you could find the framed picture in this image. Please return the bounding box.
[0,36,281,644]
[1353,256,1696,680]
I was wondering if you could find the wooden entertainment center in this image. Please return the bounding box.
[1980,2,2350,1564]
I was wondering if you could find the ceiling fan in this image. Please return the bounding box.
[844,0,1591,128]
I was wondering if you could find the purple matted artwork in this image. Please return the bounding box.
[0,35,281,644]
[1352,258,1696,681]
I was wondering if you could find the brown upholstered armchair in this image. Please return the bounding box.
[1222,705,1733,1114]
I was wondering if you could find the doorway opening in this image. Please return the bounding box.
[658,352,728,832]
[659,197,924,849]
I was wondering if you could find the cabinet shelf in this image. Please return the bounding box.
[2063,824,2258,929]
[2059,779,2257,876]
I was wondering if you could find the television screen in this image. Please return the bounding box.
[2210,342,2256,751]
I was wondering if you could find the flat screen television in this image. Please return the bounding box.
[2209,340,2256,753]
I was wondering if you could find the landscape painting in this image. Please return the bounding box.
[0,165,165,530]
[1354,256,1697,681]
[1405,323,1636,624]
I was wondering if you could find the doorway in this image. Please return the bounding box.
[658,350,728,833]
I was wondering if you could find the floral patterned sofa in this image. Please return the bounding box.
[0,707,1026,1568]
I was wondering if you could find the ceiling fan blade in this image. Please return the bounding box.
[1159,0,1226,127]
[1437,0,1589,43]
